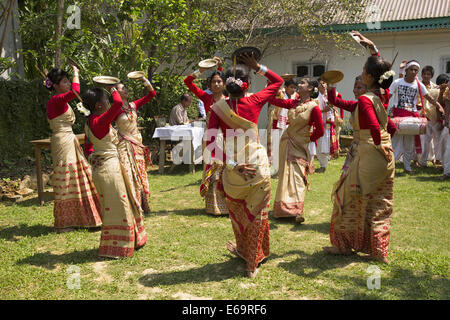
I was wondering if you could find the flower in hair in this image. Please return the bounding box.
[313,87,318,93]
[44,77,53,89]
[241,82,248,91]
[76,102,91,117]
[378,70,396,84]
[226,77,244,88]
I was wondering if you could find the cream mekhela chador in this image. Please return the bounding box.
[46,66,102,231]
[84,88,146,258]
[115,79,156,215]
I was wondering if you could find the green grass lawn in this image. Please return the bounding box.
[0,157,449,300]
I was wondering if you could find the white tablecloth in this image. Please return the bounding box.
[152,124,205,164]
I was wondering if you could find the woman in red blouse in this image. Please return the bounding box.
[269,77,325,223]
[45,66,102,233]
[204,53,294,278]
[323,32,395,264]
[115,78,156,215]
[184,57,229,216]
[82,87,147,259]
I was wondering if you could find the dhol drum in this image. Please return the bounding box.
[392,117,427,135]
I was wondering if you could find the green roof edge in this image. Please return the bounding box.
[256,17,450,37]
[321,17,450,33]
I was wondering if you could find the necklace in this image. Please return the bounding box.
[122,102,134,121]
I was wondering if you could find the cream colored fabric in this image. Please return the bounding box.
[86,123,146,258]
[332,92,395,225]
[116,102,150,213]
[49,107,102,228]
[273,100,317,218]
[211,99,271,232]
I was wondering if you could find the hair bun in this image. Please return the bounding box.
[226,82,244,95]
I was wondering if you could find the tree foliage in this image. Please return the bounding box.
[5,0,367,165]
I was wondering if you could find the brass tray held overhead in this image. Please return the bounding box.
[231,46,262,64]
[93,76,121,85]
[281,73,297,81]
[198,59,218,69]
[127,71,146,79]
[320,70,344,84]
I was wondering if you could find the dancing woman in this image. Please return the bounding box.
[114,78,156,215]
[184,57,228,215]
[82,86,147,258]
[324,40,396,263]
[270,77,324,223]
[205,53,292,277]
[45,65,102,232]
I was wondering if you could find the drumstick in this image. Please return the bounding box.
[391,51,399,69]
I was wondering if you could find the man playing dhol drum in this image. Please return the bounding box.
[389,61,444,174]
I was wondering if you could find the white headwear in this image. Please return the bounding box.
[405,61,420,70]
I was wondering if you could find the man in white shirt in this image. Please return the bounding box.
[389,60,444,174]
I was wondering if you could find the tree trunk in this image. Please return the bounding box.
[55,0,64,68]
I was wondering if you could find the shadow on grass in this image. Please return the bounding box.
[324,265,450,300]
[438,185,450,192]
[148,164,203,176]
[290,221,330,234]
[16,248,100,269]
[138,257,244,287]
[268,214,329,234]
[277,249,367,279]
[1,196,49,208]
[150,208,230,218]
[0,223,54,240]
[395,161,443,179]
[159,180,202,193]
[277,249,450,299]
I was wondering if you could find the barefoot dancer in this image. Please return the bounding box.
[270,77,324,223]
[205,52,293,278]
[184,57,229,215]
[45,66,102,233]
[323,32,396,263]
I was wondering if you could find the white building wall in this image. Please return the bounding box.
[253,29,450,128]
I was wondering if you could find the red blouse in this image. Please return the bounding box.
[268,98,325,142]
[84,91,123,156]
[184,76,216,114]
[130,90,156,110]
[206,69,284,161]
[327,87,397,145]
[183,67,223,114]
[46,83,80,120]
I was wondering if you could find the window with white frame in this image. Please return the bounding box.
[440,56,450,76]
[293,62,326,79]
